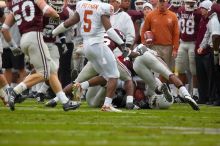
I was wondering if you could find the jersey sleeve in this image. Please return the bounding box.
[99,3,114,16]
[76,1,82,14]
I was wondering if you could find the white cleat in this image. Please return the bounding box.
[183,95,200,111]
[101,105,122,112]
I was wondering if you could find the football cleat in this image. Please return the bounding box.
[63,100,80,111]
[72,83,82,102]
[192,95,199,102]
[183,95,200,111]
[160,83,173,102]
[126,102,140,110]
[45,99,58,108]
[35,92,46,103]
[101,105,122,112]
[6,88,17,111]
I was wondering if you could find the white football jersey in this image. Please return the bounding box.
[76,0,114,45]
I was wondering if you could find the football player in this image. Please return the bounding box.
[133,44,200,110]
[2,0,80,111]
[175,0,202,100]
[46,29,138,110]
[52,0,131,112]
[34,0,75,102]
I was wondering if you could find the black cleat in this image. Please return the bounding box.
[126,102,140,110]
[6,88,17,111]
[63,100,80,111]
[161,83,173,102]
[45,99,57,108]
[35,93,46,103]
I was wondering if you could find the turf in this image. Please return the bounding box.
[0,99,220,146]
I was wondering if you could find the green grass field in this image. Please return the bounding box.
[0,99,220,146]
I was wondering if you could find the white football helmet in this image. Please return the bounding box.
[149,94,173,109]
[48,0,65,13]
[171,0,182,7]
[135,0,147,11]
[184,0,197,11]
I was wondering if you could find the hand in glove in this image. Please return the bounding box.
[8,40,23,56]
[121,44,131,58]
[61,43,68,54]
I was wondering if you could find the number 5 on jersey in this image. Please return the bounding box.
[83,10,93,32]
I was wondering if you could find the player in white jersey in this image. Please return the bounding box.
[52,0,129,112]
[133,44,200,110]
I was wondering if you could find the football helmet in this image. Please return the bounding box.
[135,0,146,11]
[149,94,173,109]
[184,0,197,11]
[170,0,182,7]
[68,0,77,6]
[48,0,65,13]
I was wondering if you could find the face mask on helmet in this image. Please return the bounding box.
[68,0,77,6]
[48,0,65,13]
[149,94,173,109]
[171,0,182,7]
[101,0,109,3]
[135,0,146,11]
[184,0,197,11]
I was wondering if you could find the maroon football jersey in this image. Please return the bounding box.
[43,6,70,43]
[127,10,144,23]
[178,7,201,42]
[104,29,125,51]
[8,0,43,34]
[168,5,180,18]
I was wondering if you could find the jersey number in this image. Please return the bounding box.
[179,19,195,35]
[12,1,35,26]
[83,10,93,32]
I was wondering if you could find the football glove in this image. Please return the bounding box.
[61,43,68,54]
[8,40,23,56]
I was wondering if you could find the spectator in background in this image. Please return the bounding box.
[149,0,158,9]
[110,0,135,50]
[168,0,182,15]
[195,0,214,104]
[141,0,179,82]
[120,0,131,12]
[198,0,220,106]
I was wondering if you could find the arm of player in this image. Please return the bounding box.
[52,12,80,37]
[1,13,21,56]
[36,0,59,18]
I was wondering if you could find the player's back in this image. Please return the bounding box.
[76,0,113,45]
[9,0,43,35]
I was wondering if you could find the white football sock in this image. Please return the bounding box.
[80,81,89,90]
[56,91,68,104]
[14,82,27,94]
[103,97,112,106]
[38,83,49,94]
[179,86,190,97]
[126,95,133,103]
[53,96,59,102]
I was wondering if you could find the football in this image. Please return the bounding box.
[144,31,154,44]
